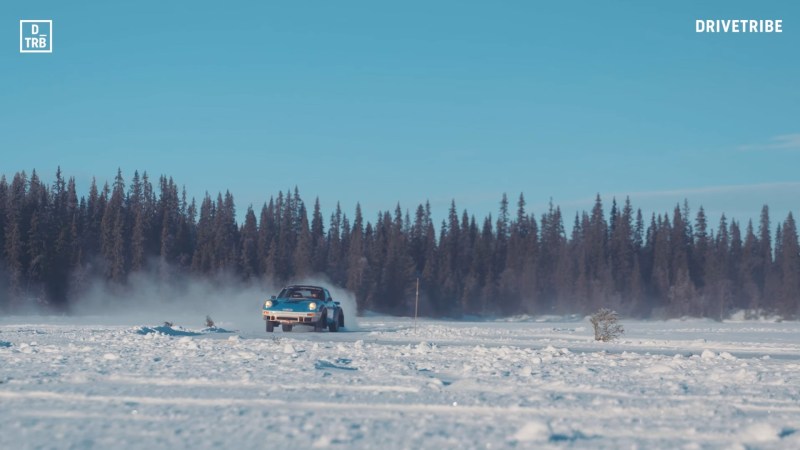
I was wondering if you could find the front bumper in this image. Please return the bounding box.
[263,310,320,324]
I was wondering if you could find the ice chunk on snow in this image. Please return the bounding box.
[102,353,119,361]
[701,350,716,359]
[312,435,331,448]
[738,423,780,442]
[19,343,35,354]
[283,343,296,354]
[512,421,550,442]
[415,342,436,354]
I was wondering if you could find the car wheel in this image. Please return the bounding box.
[282,324,293,332]
[266,321,275,333]
[328,311,339,332]
[314,310,327,332]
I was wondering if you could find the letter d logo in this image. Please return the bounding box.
[32,24,39,34]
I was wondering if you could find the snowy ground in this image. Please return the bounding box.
[1,314,799,449]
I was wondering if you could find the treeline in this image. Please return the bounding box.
[0,168,798,319]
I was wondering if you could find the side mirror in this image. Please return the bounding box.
[270,295,276,300]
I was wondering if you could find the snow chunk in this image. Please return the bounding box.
[237,351,256,360]
[415,342,436,354]
[19,343,35,354]
[283,343,296,354]
[738,423,780,442]
[719,352,736,360]
[512,421,550,442]
[312,435,331,448]
[102,353,119,361]
[177,336,199,350]
[700,350,716,359]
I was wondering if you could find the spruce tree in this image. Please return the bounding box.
[257,199,276,276]
[346,204,366,303]
[292,210,312,279]
[310,198,326,274]
[240,206,259,279]
[326,203,343,283]
[692,206,709,289]
[129,171,146,272]
[741,221,761,315]
[777,213,799,318]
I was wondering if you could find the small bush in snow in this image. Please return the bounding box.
[163,321,174,328]
[590,308,624,342]
[205,315,215,328]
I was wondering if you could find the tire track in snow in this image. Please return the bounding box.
[5,389,799,416]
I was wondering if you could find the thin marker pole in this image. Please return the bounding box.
[414,277,419,334]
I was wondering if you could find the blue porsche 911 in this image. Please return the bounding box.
[262,285,345,333]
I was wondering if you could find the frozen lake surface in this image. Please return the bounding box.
[2,315,799,449]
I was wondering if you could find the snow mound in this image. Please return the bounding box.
[134,325,201,336]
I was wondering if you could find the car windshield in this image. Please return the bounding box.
[278,287,324,300]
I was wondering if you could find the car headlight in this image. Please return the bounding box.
[265,300,273,308]
[308,302,317,310]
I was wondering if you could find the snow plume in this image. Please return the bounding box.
[65,269,361,331]
[69,269,278,332]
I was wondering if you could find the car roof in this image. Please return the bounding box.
[285,285,325,290]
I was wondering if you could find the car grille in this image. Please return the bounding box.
[273,316,314,323]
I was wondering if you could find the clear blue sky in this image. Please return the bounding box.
[3,1,799,230]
